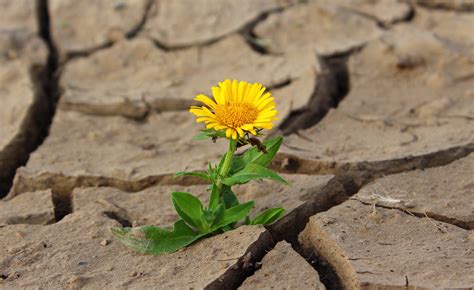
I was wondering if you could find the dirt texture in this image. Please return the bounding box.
[0,0,46,63]
[0,0,46,151]
[278,24,474,174]
[72,174,334,227]
[143,0,295,48]
[414,7,474,58]
[0,190,54,226]
[8,110,227,197]
[254,1,382,55]
[59,35,317,120]
[416,0,474,11]
[1,0,474,289]
[240,241,326,289]
[49,0,150,54]
[0,209,266,288]
[0,61,36,154]
[0,0,50,196]
[354,153,474,229]
[299,200,474,289]
[313,0,412,26]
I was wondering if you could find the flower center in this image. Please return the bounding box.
[215,102,258,128]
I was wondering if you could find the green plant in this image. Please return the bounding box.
[111,80,287,255]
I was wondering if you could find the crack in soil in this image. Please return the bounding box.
[297,245,344,290]
[338,2,415,29]
[9,172,208,200]
[213,174,354,289]
[103,211,132,228]
[278,52,350,135]
[205,231,274,290]
[149,4,295,54]
[353,198,473,230]
[266,78,292,91]
[124,0,154,40]
[240,5,293,55]
[0,0,60,199]
[151,34,227,52]
[2,1,472,287]
[52,192,72,222]
[415,0,474,12]
[225,141,474,289]
[64,0,154,62]
[9,141,473,224]
[273,142,474,178]
[264,175,356,290]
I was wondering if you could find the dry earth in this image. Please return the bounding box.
[0,0,473,289]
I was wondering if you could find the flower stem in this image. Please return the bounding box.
[209,139,237,209]
[219,139,237,181]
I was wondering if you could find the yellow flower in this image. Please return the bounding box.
[190,80,278,139]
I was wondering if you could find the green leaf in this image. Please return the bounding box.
[208,184,239,210]
[208,184,220,209]
[193,129,226,141]
[230,136,282,174]
[193,131,211,141]
[202,203,225,226]
[210,203,225,225]
[171,192,206,232]
[250,207,285,225]
[211,201,255,231]
[110,220,205,255]
[175,171,211,182]
[222,185,239,208]
[244,216,251,225]
[220,225,233,232]
[222,163,288,186]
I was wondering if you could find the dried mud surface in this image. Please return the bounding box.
[0,210,267,289]
[59,35,317,120]
[239,241,326,289]
[1,0,473,289]
[299,199,474,289]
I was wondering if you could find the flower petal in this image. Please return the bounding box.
[190,108,208,117]
[190,80,279,139]
[258,110,278,119]
[212,87,224,105]
[226,128,233,139]
[237,81,246,102]
[254,123,273,129]
[236,127,244,138]
[195,94,217,110]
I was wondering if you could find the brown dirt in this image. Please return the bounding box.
[143,0,296,48]
[1,0,473,289]
[0,209,267,288]
[299,199,474,289]
[59,35,317,121]
[49,0,150,54]
[0,190,54,226]
[240,241,326,289]
[354,153,474,229]
[254,1,383,55]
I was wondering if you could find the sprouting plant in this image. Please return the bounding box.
[111,79,287,255]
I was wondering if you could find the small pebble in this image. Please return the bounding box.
[15,231,25,238]
[100,239,109,246]
[129,271,138,277]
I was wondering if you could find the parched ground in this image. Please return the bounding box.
[0,0,473,289]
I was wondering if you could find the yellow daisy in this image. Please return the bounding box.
[190,79,278,140]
